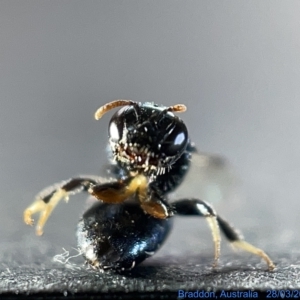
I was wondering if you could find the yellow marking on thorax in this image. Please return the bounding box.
[126,174,148,200]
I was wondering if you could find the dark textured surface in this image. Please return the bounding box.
[1,253,300,297]
[1,232,299,298]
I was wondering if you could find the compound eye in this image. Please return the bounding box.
[109,120,121,142]
[108,106,138,142]
[160,122,188,157]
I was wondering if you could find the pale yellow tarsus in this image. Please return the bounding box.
[232,240,275,271]
[23,189,69,236]
[206,216,221,268]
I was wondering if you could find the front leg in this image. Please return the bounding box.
[24,176,132,236]
[91,173,174,219]
[173,198,275,271]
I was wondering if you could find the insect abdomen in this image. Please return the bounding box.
[77,202,172,270]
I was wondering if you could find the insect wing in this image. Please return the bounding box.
[171,151,240,205]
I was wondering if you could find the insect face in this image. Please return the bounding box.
[108,103,188,176]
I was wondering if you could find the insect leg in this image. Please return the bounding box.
[139,194,174,219]
[88,177,134,203]
[91,175,174,219]
[173,198,275,270]
[24,176,103,235]
[216,215,275,270]
[172,199,220,267]
[136,183,174,219]
[90,173,174,219]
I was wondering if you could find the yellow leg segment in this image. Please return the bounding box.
[23,189,69,236]
[232,240,275,271]
[206,216,221,268]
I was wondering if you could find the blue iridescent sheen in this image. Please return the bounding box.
[77,202,173,270]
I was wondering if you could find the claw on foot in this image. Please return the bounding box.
[23,209,34,226]
[23,189,69,235]
[232,240,275,271]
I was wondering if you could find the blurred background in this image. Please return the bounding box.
[0,1,299,265]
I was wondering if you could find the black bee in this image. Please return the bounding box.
[24,99,275,271]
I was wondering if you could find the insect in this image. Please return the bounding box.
[24,99,275,271]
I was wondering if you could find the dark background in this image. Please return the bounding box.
[0,0,300,296]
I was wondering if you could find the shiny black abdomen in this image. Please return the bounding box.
[77,202,173,270]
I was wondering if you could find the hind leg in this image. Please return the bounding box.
[173,198,275,270]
